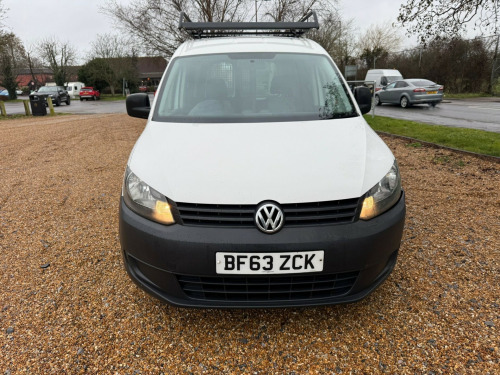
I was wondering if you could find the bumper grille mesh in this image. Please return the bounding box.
[175,198,361,227]
[177,272,359,302]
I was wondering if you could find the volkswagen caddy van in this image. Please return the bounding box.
[119,13,406,308]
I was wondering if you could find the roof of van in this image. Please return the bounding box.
[366,69,402,75]
[173,37,326,58]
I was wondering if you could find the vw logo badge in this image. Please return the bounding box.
[255,202,284,234]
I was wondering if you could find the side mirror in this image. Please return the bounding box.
[380,77,388,86]
[126,93,150,119]
[354,86,372,115]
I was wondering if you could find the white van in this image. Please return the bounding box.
[365,69,403,91]
[65,82,85,99]
[119,13,406,308]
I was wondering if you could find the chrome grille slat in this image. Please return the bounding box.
[180,214,255,222]
[176,206,255,214]
[285,212,356,221]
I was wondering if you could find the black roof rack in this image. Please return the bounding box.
[179,11,319,39]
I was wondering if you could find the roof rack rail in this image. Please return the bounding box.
[179,11,319,39]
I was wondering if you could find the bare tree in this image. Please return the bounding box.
[490,34,500,94]
[308,13,343,54]
[357,23,404,69]
[307,12,357,72]
[38,38,76,86]
[102,0,250,58]
[90,33,135,60]
[0,0,6,28]
[398,0,499,44]
[23,44,45,89]
[262,0,333,22]
[102,0,339,58]
[358,23,404,54]
[89,33,139,95]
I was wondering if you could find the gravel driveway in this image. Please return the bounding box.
[0,115,498,373]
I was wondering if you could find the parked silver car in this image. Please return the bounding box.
[375,79,443,108]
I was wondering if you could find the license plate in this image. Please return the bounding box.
[216,251,324,275]
[427,91,438,94]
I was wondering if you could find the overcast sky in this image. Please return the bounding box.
[0,0,433,61]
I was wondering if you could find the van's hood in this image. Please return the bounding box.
[128,117,394,204]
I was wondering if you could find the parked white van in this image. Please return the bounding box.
[365,69,403,91]
[119,13,406,308]
[65,82,85,99]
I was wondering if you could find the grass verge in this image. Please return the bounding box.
[0,114,27,121]
[2,98,26,103]
[365,115,500,157]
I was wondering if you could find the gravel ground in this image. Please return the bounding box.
[0,114,498,374]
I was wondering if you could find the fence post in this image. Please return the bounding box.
[23,100,31,116]
[47,97,56,116]
[372,81,376,118]
[0,101,6,116]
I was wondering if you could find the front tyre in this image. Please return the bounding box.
[66,97,71,105]
[400,96,410,108]
[374,95,381,106]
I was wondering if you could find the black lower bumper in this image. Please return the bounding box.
[119,193,406,308]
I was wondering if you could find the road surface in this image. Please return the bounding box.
[373,97,500,133]
[3,96,129,115]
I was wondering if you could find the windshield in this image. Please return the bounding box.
[153,52,356,123]
[38,87,57,92]
[386,76,402,84]
[411,80,436,87]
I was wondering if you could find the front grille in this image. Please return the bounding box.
[282,198,360,226]
[175,198,361,227]
[175,202,255,226]
[177,272,359,302]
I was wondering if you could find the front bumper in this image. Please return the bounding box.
[119,193,406,308]
[412,93,443,104]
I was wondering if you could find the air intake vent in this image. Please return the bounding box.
[177,272,359,302]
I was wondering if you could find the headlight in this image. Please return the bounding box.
[122,167,175,225]
[360,160,401,220]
